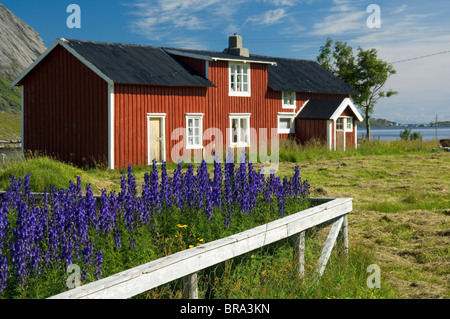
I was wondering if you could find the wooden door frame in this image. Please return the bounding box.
[147,113,166,164]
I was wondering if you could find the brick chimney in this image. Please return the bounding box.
[224,33,249,57]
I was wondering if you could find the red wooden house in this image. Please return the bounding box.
[11,34,362,169]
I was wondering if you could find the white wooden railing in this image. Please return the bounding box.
[48,197,352,299]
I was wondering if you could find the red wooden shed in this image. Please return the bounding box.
[12,35,362,169]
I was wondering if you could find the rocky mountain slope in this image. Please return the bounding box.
[0,3,46,78]
[0,3,46,116]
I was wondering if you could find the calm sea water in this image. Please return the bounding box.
[357,126,450,141]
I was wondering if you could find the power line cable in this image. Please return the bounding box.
[389,50,450,64]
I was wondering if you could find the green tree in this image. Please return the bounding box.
[317,38,398,140]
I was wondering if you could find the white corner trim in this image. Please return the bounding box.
[327,120,333,151]
[108,84,115,169]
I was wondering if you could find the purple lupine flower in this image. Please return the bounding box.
[11,198,30,285]
[223,148,237,228]
[0,257,7,293]
[127,165,137,196]
[150,160,160,210]
[274,177,286,217]
[98,189,114,236]
[196,159,210,210]
[212,156,222,210]
[0,199,10,255]
[184,164,195,208]
[291,166,301,198]
[94,250,103,280]
[118,174,127,205]
[82,239,93,265]
[171,162,183,209]
[160,161,169,206]
[23,172,34,206]
[85,184,96,229]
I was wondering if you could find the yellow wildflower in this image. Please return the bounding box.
[189,245,194,248]
[176,224,188,229]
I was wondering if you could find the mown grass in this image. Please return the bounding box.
[1,138,448,299]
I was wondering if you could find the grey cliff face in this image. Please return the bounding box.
[0,3,46,78]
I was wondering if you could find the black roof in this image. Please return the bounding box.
[63,39,215,87]
[164,48,277,64]
[251,55,359,95]
[164,48,358,95]
[34,39,358,94]
[296,98,345,120]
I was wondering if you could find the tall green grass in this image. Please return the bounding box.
[279,137,441,163]
[143,233,397,299]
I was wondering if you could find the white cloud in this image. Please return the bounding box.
[392,4,407,14]
[312,11,365,35]
[263,0,299,6]
[125,0,231,41]
[246,8,288,25]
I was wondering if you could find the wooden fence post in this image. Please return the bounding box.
[293,231,305,278]
[313,216,344,281]
[339,214,349,260]
[182,273,198,299]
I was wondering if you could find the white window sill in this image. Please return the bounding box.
[282,105,296,110]
[277,129,291,134]
[229,92,251,97]
[230,143,250,148]
[186,145,203,150]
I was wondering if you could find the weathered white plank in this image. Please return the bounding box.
[49,197,352,299]
[314,216,344,279]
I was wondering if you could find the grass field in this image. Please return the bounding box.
[0,139,448,298]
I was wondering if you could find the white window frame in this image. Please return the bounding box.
[277,113,295,134]
[185,113,204,149]
[336,118,344,131]
[337,117,353,132]
[229,113,251,147]
[346,117,353,131]
[229,62,251,97]
[282,91,296,109]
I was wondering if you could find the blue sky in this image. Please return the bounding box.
[2,0,450,124]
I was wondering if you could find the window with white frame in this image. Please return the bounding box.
[229,114,250,147]
[336,118,344,131]
[277,113,294,134]
[186,114,203,149]
[346,117,353,131]
[282,91,296,109]
[336,117,353,132]
[229,62,250,96]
